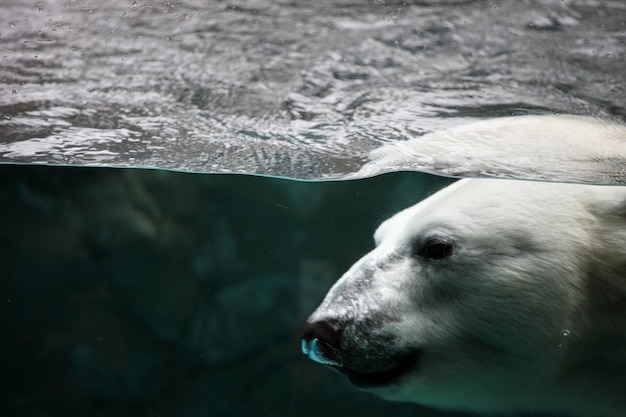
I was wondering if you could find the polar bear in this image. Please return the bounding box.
[302,178,626,417]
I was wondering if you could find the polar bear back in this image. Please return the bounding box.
[358,115,626,184]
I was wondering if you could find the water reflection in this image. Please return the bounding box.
[1,0,624,179]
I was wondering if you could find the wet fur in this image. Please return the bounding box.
[307,179,626,416]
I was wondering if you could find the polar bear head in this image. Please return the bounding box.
[302,178,626,416]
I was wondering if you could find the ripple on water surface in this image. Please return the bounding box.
[0,0,625,182]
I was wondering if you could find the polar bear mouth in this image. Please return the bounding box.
[346,350,421,388]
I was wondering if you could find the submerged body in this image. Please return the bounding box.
[303,177,626,416]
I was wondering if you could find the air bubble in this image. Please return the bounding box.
[562,329,571,337]
[302,338,343,367]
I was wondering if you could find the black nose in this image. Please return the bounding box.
[301,319,344,367]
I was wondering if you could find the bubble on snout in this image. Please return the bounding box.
[301,338,343,367]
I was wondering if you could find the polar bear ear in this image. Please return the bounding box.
[374,217,394,246]
[374,208,410,246]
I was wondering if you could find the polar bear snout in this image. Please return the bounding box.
[301,319,344,367]
[301,243,424,388]
[302,314,421,388]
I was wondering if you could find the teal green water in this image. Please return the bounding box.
[0,164,455,417]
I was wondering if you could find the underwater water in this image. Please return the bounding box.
[1,164,457,417]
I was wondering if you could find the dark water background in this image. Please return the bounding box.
[1,164,456,417]
[1,0,625,178]
[1,1,626,416]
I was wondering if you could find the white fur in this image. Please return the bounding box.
[310,178,626,416]
[357,115,626,184]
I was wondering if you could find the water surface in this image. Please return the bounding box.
[1,0,625,179]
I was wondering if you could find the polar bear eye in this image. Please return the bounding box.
[417,237,454,260]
